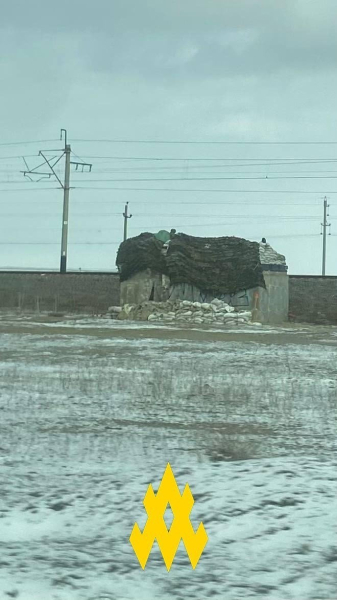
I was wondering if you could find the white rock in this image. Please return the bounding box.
[181,301,192,307]
[201,303,212,310]
[182,310,193,316]
[193,317,204,324]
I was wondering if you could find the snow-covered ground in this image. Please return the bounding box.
[1,315,337,599]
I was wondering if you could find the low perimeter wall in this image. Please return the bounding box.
[1,272,336,324]
[0,272,120,314]
[289,276,337,325]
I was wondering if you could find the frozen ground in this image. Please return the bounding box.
[0,314,337,600]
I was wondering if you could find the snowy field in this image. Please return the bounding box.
[1,314,337,600]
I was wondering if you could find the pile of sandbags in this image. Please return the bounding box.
[112,298,252,326]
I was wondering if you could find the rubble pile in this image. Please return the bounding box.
[109,299,252,326]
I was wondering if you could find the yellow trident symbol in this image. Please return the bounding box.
[130,463,208,571]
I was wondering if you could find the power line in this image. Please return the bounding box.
[0,213,328,220]
[0,187,59,192]
[84,168,337,175]
[0,181,63,184]
[68,176,337,182]
[4,174,337,184]
[72,138,337,145]
[1,184,336,194]
[0,200,325,206]
[0,154,39,161]
[73,186,337,194]
[3,166,337,176]
[0,139,60,147]
[0,185,336,195]
[78,155,337,163]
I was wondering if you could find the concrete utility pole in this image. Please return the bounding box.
[123,202,132,241]
[321,196,330,276]
[22,129,92,274]
[60,135,71,273]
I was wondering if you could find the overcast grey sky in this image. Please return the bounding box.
[0,0,336,273]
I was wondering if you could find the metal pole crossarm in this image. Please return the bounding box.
[39,152,65,188]
[70,161,93,172]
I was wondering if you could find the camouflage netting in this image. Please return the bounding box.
[116,232,266,294]
[116,232,168,282]
[166,234,265,295]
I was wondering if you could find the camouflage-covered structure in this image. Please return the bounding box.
[116,232,288,322]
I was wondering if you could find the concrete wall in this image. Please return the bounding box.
[253,272,289,324]
[120,269,169,305]
[289,276,337,324]
[5,271,335,325]
[0,272,120,314]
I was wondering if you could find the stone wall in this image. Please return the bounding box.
[289,276,337,325]
[0,272,120,314]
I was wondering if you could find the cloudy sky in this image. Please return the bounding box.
[1,0,336,273]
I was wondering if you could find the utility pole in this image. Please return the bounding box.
[123,202,132,241]
[60,130,71,273]
[21,129,92,274]
[321,196,331,276]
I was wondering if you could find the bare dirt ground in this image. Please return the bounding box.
[1,313,337,599]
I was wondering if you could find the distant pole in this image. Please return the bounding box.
[123,202,132,241]
[321,196,330,276]
[60,139,71,273]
